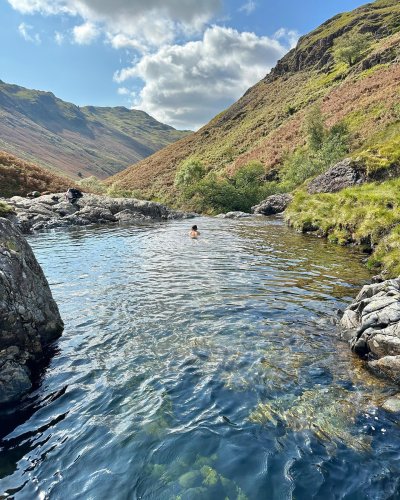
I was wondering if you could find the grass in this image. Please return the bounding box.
[0,201,13,217]
[286,178,400,277]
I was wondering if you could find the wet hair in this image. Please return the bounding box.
[192,225,198,231]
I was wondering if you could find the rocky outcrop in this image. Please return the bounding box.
[216,211,252,219]
[0,218,64,403]
[307,158,366,194]
[3,193,194,234]
[340,278,400,383]
[252,193,293,216]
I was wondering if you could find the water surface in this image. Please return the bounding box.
[1,216,400,499]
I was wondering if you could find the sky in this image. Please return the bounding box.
[0,0,369,130]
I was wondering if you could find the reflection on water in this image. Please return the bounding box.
[1,216,400,499]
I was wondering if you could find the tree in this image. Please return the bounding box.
[174,159,205,193]
[334,32,372,67]
[306,106,326,152]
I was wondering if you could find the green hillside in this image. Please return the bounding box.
[0,81,190,180]
[108,0,400,214]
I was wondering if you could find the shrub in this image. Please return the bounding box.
[78,176,106,194]
[334,32,373,67]
[174,159,206,192]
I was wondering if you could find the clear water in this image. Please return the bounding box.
[1,216,400,499]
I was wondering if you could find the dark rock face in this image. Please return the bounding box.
[307,158,366,195]
[252,194,293,216]
[0,218,64,403]
[3,193,195,234]
[340,278,400,383]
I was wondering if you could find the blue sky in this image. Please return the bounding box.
[1,0,368,129]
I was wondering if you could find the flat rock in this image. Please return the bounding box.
[2,192,195,233]
[216,211,252,219]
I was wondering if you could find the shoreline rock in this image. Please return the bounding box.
[0,218,64,403]
[340,278,400,383]
[252,193,293,216]
[3,193,195,234]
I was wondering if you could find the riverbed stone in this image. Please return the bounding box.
[382,394,400,413]
[0,218,64,403]
[2,193,195,233]
[340,277,400,383]
[252,194,293,216]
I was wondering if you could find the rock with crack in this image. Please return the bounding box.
[340,278,400,383]
[0,218,64,403]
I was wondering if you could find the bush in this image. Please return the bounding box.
[334,32,373,67]
[174,159,206,191]
[78,176,106,194]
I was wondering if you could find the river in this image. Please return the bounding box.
[1,216,400,499]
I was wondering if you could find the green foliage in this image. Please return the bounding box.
[0,201,13,217]
[286,178,400,277]
[281,108,349,189]
[174,159,206,190]
[78,176,107,194]
[334,32,373,67]
[174,159,283,214]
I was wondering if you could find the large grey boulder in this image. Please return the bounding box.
[3,193,195,233]
[252,193,293,216]
[340,278,400,383]
[307,158,366,194]
[0,218,64,403]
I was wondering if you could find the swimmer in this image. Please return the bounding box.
[189,224,200,238]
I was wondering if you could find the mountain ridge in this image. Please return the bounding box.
[0,80,190,180]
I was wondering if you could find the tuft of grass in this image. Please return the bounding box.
[286,178,400,277]
[0,201,13,217]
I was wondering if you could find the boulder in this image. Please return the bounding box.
[0,218,64,403]
[340,278,400,383]
[252,193,293,216]
[3,193,195,233]
[216,211,252,219]
[307,158,366,194]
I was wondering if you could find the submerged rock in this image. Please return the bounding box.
[3,193,195,234]
[252,193,293,216]
[340,278,400,383]
[307,158,366,194]
[0,218,64,403]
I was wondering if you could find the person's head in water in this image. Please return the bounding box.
[189,224,200,237]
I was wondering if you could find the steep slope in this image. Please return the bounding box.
[0,150,78,197]
[0,81,190,179]
[109,0,400,204]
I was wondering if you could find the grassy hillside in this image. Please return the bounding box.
[0,151,78,198]
[0,82,190,180]
[108,0,400,211]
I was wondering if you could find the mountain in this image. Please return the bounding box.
[108,0,400,206]
[0,150,78,198]
[0,81,190,179]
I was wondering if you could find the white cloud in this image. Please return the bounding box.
[8,0,221,49]
[72,21,99,44]
[54,31,64,44]
[114,25,293,130]
[18,22,41,43]
[274,28,299,49]
[239,1,256,15]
